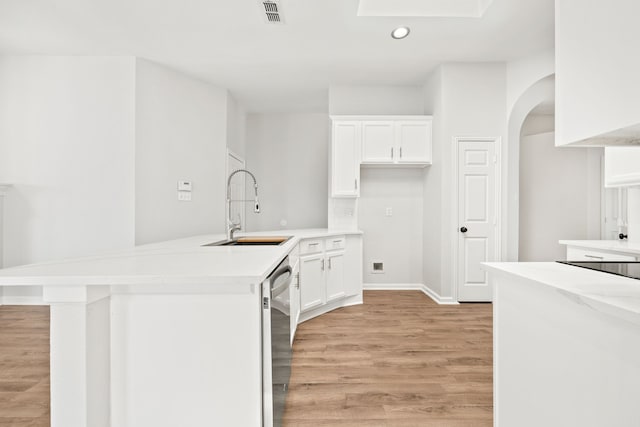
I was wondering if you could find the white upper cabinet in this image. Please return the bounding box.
[605,147,640,188]
[395,120,432,164]
[333,116,432,167]
[360,117,432,165]
[331,121,361,197]
[361,121,395,163]
[556,0,640,146]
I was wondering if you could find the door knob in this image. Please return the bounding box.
[460,227,468,233]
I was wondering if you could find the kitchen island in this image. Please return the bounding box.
[483,262,640,427]
[0,229,362,427]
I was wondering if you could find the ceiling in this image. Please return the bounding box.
[0,0,554,113]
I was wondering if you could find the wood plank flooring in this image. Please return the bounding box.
[0,306,50,427]
[0,291,491,427]
[284,291,493,426]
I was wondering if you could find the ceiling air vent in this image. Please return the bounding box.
[259,0,285,24]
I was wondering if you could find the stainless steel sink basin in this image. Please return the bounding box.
[203,236,291,247]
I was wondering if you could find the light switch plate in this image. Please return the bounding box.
[177,180,192,191]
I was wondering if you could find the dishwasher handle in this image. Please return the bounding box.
[270,265,292,299]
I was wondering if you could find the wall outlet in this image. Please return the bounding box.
[178,191,192,201]
[385,207,393,217]
[372,261,384,274]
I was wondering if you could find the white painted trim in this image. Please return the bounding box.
[363,283,423,290]
[364,283,460,305]
[1,296,48,306]
[420,284,459,305]
[451,137,503,303]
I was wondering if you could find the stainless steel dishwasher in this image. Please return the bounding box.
[262,256,292,427]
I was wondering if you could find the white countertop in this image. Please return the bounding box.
[483,262,640,326]
[559,239,640,255]
[0,229,361,287]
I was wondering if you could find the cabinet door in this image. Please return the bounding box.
[290,259,300,344]
[300,254,325,312]
[361,121,395,163]
[396,120,432,164]
[326,252,345,302]
[332,121,361,197]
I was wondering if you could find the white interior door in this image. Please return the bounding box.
[457,139,499,302]
[226,149,246,230]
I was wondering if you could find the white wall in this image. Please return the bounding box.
[423,63,507,300]
[519,130,601,261]
[329,85,424,116]
[521,114,554,136]
[556,0,640,145]
[359,168,423,284]
[135,59,229,245]
[226,94,247,158]
[329,85,425,285]
[0,56,136,302]
[422,69,444,296]
[506,50,554,116]
[245,113,329,231]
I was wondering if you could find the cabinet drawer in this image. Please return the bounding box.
[325,235,346,251]
[566,247,637,262]
[299,239,324,255]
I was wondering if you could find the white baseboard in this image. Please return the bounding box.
[363,283,423,291]
[420,284,459,305]
[1,296,48,306]
[364,283,459,305]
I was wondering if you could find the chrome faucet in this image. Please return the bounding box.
[226,169,260,241]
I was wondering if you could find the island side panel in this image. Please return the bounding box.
[110,283,263,427]
[44,285,111,427]
[493,274,640,427]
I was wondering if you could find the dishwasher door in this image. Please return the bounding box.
[262,257,292,427]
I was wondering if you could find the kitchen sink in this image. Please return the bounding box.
[203,236,292,247]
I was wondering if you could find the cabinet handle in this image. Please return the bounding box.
[391,147,394,159]
[328,258,332,270]
[400,147,403,158]
[584,254,604,260]
[321,259,325,270]
[354,179,358,190]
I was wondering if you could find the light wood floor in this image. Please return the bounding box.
[284,291,493,426]
[0,306,50,427]
[0,291,492,427]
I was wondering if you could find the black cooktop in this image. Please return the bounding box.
[557,261,640,280]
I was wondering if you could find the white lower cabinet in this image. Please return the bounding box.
[325,251,345,302]
[298,235,360,315]
[566,246,637,261]
[300,253,325,312]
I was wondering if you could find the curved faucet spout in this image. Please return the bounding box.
[226,169,260,240]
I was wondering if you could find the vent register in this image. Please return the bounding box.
[260,0,285,24]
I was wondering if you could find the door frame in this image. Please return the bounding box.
[451,137,503,303]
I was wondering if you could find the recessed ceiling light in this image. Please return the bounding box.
[391,26,410,39]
